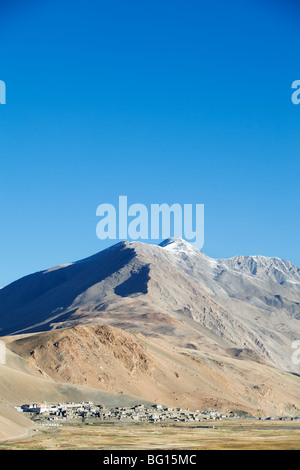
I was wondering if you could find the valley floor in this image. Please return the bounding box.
[1,420,300,450]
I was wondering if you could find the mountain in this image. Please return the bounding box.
[0,332,156,441]
[4,322,300,418]
[0,238,300,439]
[0,238,299,373]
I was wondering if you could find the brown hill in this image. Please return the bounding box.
[0,333,156,441]
[8,324,154,390]
[5,324,300,418]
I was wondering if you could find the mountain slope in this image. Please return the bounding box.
[0,336,156,441]
[5,323,300,417]
[0,238,299,373]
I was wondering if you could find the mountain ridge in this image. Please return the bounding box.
[0,238,299,374]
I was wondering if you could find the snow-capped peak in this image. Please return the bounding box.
[159,237,199,251]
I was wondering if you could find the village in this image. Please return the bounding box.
[14,402,300,426]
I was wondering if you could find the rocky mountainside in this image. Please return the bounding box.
[0,238,299,373]
[4,323,300,417]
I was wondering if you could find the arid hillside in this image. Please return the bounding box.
[0,238,299,373]
[1,239,300,441]
[5,324,300,418]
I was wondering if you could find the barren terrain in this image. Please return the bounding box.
[0,239,299,445]
[1,420,300,450]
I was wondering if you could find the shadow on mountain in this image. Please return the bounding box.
[0,242,136,336]
[114,265,150,297]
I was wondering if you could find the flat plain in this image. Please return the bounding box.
[1,420,300,450]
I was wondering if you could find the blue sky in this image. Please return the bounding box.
[0,0,299,286]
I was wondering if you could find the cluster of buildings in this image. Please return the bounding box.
[15,402,300,424]
[15,402,227,423]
